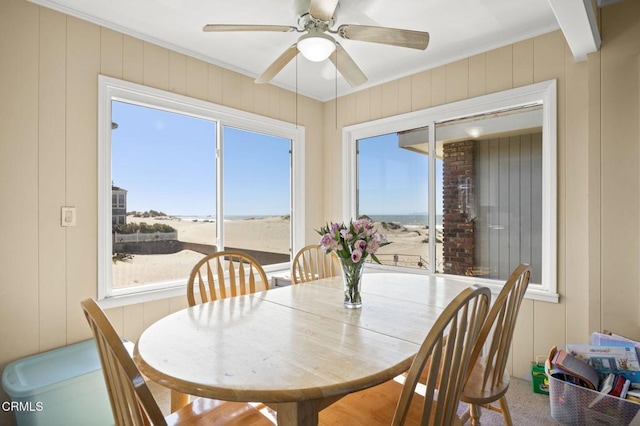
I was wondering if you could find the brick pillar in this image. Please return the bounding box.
[442,140,475,275]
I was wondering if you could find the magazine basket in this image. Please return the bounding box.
[548,372,640,425]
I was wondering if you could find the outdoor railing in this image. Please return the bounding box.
[371,253,429,269]
[113,231,178,243]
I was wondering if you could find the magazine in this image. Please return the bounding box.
[548,346,600,390]
[591,332,640,358]
[567,344,640,377]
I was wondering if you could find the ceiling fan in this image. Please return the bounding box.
[203,0,429,88]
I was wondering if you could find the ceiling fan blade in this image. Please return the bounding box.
[330,43,367,87]
[255,44,299,84]
[203,24,295,32]
[309,0,340,22]
[337,24,430,50]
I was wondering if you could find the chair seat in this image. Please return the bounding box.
[166,397,273,425]
[319,380,421,426]
[318,379,464,426]
[460,356,510,405]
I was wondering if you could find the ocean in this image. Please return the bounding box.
[365,214,442,227]
[174,215,286,221]
[174,214,442,226]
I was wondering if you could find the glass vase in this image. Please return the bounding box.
[340,259,365,309]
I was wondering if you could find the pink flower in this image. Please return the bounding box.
[340,229,353,240]
[355,239,367,252]
[316,218,388,265]
[320,233,338,250]
[375,233,388,245]
[366,238,379,254]
[357,218,372,230]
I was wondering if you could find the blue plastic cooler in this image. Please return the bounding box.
[2,339,114,426]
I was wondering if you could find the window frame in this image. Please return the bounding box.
[97,75,305,308]
[343,80,557,302]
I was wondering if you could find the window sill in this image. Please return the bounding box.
[429,272,560,304]
[98,267,292,309]
[364,264,560,303]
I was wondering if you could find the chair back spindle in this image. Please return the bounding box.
[394,285,491,425]
[291,245,341,284]
[81,298,169,425]
[81,298,274,426]
[461,263,532,426]
[188,251,268,306]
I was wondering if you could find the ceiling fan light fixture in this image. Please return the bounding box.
[297,32,336,62]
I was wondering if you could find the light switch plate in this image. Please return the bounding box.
[61,206,76,227]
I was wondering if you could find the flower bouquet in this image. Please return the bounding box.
[317,218,388,308]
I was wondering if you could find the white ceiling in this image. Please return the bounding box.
[30,0,600,101]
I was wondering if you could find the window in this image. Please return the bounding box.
[435,107,543,284]
[111,188,127,225]
[114,193,125,208]
[356,131,436,270]
[344,80,557,302]
[222,126,292,259]
[98,76,305,307]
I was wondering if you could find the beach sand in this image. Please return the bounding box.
[374,222,443,270]
[113,215,290,287]
[112,215,441,288]
[129,215,291,253]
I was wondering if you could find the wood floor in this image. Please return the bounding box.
[147,377,561,425]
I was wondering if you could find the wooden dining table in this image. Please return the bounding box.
[134,272,474,426]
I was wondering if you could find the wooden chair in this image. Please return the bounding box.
[319,285,491,426]
[291,244,341,284]
[80,298,272,426]
[187,251,269,307]
[460,264,532,426]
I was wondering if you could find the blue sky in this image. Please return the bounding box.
[358,133,442,216]
[112,101,440,218]
[112,101,290,217]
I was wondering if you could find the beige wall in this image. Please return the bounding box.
[600,1,640,339]
[0,1,324,421]
[1,0,640,421]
